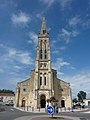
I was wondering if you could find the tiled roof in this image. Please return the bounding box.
[0,93,15,96]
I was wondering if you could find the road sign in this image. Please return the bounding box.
[55,106,58,113]
[47,106,54,114]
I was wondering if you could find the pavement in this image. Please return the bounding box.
[14,115,80,120]
[14,106,89,113]
[13,107,90,120]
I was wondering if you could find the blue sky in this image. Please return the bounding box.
[0,0,90,98]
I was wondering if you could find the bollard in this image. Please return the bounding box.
[32,107,34,111]
[55,106,58,113]
[60,107,62,112]
[72,107,74,112]
[39,107,40,112]
[24,106,25,110]
[68,107,70,111]
[27,106,28,111]
[64,107,66,111]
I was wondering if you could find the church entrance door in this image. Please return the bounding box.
[40,95,46,108]
[61,100,65,107]
[22,100,25,107]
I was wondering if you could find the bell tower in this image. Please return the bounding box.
[34,17,53,104]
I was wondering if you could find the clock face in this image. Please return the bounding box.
[40,63,47,68]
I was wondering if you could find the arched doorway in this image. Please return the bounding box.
[61,100,65,107]
[40,95,46,108]
[22,97,26,107]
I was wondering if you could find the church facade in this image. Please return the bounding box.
[15,18,72,109]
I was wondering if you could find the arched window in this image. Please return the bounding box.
[44,76,46,85]
[44,40,46,48]
[40,76,42,85]
[39,40,43,59]
[43,30,46,34]
[40,49,42,59]
[44,40,47,59]
[40,40,42,48]
[44,50,47,59]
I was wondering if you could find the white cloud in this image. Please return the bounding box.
[59,58,70,67]
[8,48,17,57]
[52,50,59,54]
[62,70,90,98]
[69,17,80,27]
[72,30,79,37]
[89,0,90,5]
[0,76,29,91]
[60,46,66,50]
[0,0,17,9]
[14,65,22,70]
[36,13,43,20]
[51,40,56,47]
[8,48,34,65]
[52,46,66,54]
[0,43,4,47]
[1,44,29,65]
[82,19,90,29]
[51,40,66,54]
[37,0,55,19]
[0,68,4,73]
[38,0,72,19]
[28,32,38,46]
[52,58,70,69]
[52,58,72,76]
[11,11,31,26]
[39,0,55,7]
[58,0,72,10]
[17,52,34,65]
[39,0,72,9]
[0,46,32,90]
[59,28,71,44]
[62,28,71,36]
[58,28,79,44]
[68,14,90,31]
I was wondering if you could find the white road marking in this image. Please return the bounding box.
[11,109,14,111]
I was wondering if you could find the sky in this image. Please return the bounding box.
[0,0,90,98]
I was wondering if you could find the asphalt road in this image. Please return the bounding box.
[0,104,46,120]
[0,103,90,120]
[59,110,90,120]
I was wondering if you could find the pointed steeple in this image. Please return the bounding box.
[40,17,47,34]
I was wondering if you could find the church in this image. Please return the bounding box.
[15,18,72,109]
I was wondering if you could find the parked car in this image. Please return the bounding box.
[5,100,14,106]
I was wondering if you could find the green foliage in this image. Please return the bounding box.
[72,98,78,103]
[77,91,86,102]
[0,89,14,94]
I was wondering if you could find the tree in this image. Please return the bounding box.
[0,89,14,94]
[77,91,86,102]
[72,98,78,103]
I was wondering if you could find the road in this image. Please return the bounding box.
[0,104,45,120]
[59,110,90,120]
[0,103,90,120]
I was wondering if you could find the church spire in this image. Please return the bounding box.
[40,17,47,34]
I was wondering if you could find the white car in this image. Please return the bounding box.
[5,100,14,106]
